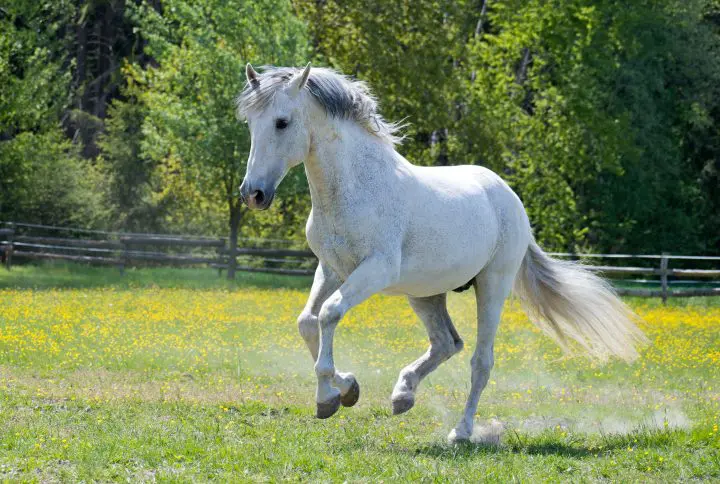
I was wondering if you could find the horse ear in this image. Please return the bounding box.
[246,63,260,88]
[289,62,311,93]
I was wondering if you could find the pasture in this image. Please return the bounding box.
[0,265,718,481]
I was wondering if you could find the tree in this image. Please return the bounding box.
[127,0,308,276]
[463,0,720,253]
[0,2,107,227]
[297,0,720,254]
[295,0,478,167]
[2,0,719,256]
[96,81,158,232]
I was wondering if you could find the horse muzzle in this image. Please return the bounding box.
[240,180,275,211]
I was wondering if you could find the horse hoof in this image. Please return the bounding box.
[391,394,415,415]
[447,428,471,444]
[341,378,360,407]
[316,394,342,419]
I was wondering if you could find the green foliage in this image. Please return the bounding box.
[0,129,107,226]
[565,0,720,253]
[0,2,73,134]
[96,87,157,232]
[0,1,106,227]
[126,0,309,237]
[1,0,719,254]
[295,0,477,166]
[297,0,720,253]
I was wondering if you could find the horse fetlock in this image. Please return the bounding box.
[399,366,417,383]
[391,373,417,415]
[395,368,419,392]
[314,361,335,379]
[340,377,360,407]
[447,425,472,444]
[333,371,356,393]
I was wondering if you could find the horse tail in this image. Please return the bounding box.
[513,239,647,362]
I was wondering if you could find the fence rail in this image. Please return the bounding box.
[2,222,719,301]
[0,222,317,278]
[550,253,720,301]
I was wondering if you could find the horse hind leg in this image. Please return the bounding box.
[391,293,463,415]
[448,267,516,444]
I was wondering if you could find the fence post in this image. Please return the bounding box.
[227,245,237,280]
[4,224,15,270]
[660,253,669,304]
[119,239,128,276]
[217,240,226,278]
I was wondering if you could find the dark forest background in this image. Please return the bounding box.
[1,0,719,254]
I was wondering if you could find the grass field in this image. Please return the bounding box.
[0,264,718,481]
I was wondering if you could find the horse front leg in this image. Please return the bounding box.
[297,263,359,408]
[314,255,397,419]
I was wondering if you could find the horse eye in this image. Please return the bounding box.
[275,118,289,130]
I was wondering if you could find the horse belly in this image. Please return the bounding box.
[387,253,490,297]
[386,212,497,297]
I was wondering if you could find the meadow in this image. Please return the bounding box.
[0,265,718,481]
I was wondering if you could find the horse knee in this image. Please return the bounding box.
[318,298,344,328]
[433,339,455,359]
[297,311,318,341]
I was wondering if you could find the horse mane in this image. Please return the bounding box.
[236,66,405,145]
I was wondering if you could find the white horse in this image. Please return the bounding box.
[237,63,646,443]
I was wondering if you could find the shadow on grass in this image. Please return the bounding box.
[0,262,312,291]
[413,441,596,459]
[412,427,685,460]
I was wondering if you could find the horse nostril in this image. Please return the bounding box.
[252,190,265,204]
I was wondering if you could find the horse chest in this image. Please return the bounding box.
[306,211,374,279]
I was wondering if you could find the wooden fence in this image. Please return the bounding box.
[547,252,720,302]
[1,222,719,301]
[0,222,316,277]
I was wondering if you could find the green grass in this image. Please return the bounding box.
[0,262,312,290]
[0,264,718,481]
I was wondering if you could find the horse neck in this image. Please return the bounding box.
[304,119,400,213]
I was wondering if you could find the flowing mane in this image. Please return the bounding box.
[236,66,404,145]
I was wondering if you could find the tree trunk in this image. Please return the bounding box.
[75,14,87,110]
[431,128,449,166]
[470,0,489,83]
[226,200,243,280]
[474,0,488,37]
